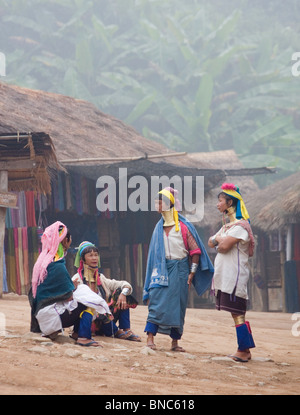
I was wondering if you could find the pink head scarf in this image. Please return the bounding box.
[31,221,67,298]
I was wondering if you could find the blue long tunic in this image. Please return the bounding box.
[147,256,190,335]
[143,214,214,335]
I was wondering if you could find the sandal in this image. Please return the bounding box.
[171,340,185,352]
[227,354,249,363]
[115,329,132,340]
[126,330,141,342]
[77,339,102,347]
[171,346,186,352]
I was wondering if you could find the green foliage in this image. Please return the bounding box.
[0,0,299,186]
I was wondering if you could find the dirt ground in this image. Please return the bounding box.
[0,293,299,396]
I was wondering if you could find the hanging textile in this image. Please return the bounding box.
[284,260,300,312]
[81,176,89,214]
[74,173,83,215]
[124,245,131,284]
[132,244,146,289]
[25,191,37,227]
[29,227,40,270]
[4,229,15,292]
[52,175,60,211]
[10,195,20,228]
[48,171,99,217]
[13,228,21,295]
[22,227,30,292]
[136,243,144,290]
[18,192,27,227]
[293,224,300,306]
[65,174,72,211]
[5,205,12,228]
[3,245,8,293]
[4,227,39,295]
[143,243,149,273]
[286,225,293,262]
[294,224,300,261]
[5,191,38,229]
[120,243,148,301]
[18,228,26,295]
[58,172,65,212]
[4,190,40,295]
[88,178,96,215]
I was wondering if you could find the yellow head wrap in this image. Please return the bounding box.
[158,188,179,231]
[221,183,250,222]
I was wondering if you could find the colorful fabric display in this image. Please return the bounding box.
[4,227,40,295]
[2,245,8,293]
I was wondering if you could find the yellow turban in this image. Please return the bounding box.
[158,188,179,231]
[221,183,250,222]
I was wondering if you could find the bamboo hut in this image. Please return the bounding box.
[0,82,220,182]
[0,82,226,303]
[0,131,58,296]
[0,132,59,194]
[247,171,300,312]
[0,82,274,306]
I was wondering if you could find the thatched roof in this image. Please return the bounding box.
[0,82,166,161]
[0,83,272,201]
[188,150,260,228]
[247,171,300,231]
[0,82,227,192]
[0,132,59,194]
[0,82,209,167]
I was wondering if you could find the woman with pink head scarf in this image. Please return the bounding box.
[31,221,70,298]
[29,221,111,347]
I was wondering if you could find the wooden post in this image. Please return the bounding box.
[0,170,8,298]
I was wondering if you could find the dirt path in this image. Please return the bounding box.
[0,293,299,395]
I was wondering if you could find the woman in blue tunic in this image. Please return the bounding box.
[143,188,214,351]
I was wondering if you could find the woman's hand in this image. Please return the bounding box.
[116,293,128,310]
[215,235,240,253]
[187,272,195,287]
[208,236,216,248]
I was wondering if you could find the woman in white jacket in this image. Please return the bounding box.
[73,241,141,341]
[208,183,255,362]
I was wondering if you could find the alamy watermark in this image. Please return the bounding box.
[0,52,6,77]
[291,52,300,77]
[96,168,204,222]
[0,312,6,336]
[291,312,300,337]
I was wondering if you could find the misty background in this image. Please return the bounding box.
[0,0,299,187]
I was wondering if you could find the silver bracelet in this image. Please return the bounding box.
[212,237,218,246]
[190,263,198,273]
[121,287,130,296]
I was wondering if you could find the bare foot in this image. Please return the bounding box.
[147,333,157,350]
[147,342,157,350]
